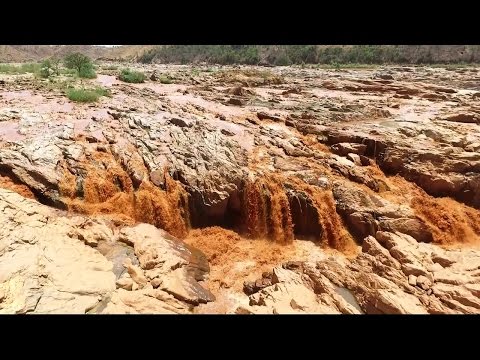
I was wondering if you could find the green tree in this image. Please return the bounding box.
[64,53,91,72]
[64,53,96,78]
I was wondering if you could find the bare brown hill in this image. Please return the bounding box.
[0,45,153,63]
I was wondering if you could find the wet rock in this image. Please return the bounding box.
[227,98,244,106]
[149,169,165,188]
[331,143,367,156]
[103,131,117,144]
[286,188,322,240]
[58,124,74,140]
[123,258,148,288]
[225,86,253,97]
[378,218,433,243]
[347,153,362,166]
[151,278,162,289]
[257,112,283,122]
[359,155,371,166]
[282,88,302,95]
[221,128,235,136]
[168,118,193,128]
[0,138,64,206]
[161,268,215,305]
[243,272,273,295]
[107,110,122,120]
[374,73,394,80]
[242,228,480,314]
[444,113,479,124]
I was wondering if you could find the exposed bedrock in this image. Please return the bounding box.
[0,188,214,314]
[241,230,480,314]
[332,180,433,243]
[311,127,480,209]
[2,64,480,314]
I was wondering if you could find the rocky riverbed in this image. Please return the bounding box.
[1,64,480,314]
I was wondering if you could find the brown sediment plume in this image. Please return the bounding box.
[0,175,36,199]
[184,226,296,293]
[243,176,293,243]
[387,175,480,245]
[365,162,388,178]
[58,152,190,238]
[244,180,268,239]
[411,195,480,245]
[303,184,357,253]
[185,226,243,264]
[242,173,355,253]
[58,167,77,199]
[268,179,294,243]
[313,188,354,251]
[83,165,133,204]
[134,176,190,238]
[299,133,331,153]
[285,176,356,253]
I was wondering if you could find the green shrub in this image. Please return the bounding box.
[103,65,118,70]
[78,64,97,78]
[0,64,19,73]
[93,86,112,97]
[39,60,54,78]
[66,88,99,102]
[118,68,146,83]
[139,45,261,65]
[273,54,292,66]
[20,63,41,73]
[331,61,341,70]
[66,86,110,102]
[60,68,78,76]
[0,63,41,74]
[135,45,480,66]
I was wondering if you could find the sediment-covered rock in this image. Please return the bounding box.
[0,188,213,314]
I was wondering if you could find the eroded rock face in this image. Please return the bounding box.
[0,189,115,314]
[333,180,433,243]
[2,65,479,243]
[0,188,213,314]
[241,231,480,314]
[312,118,480,210]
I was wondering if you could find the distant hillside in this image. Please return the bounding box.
[3,45,480,65]
[0,45,154,63]
[0,45,110,62]
[99,45,158,61]
[137,45,480,65]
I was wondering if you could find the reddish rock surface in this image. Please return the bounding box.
[1,63,480,313]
